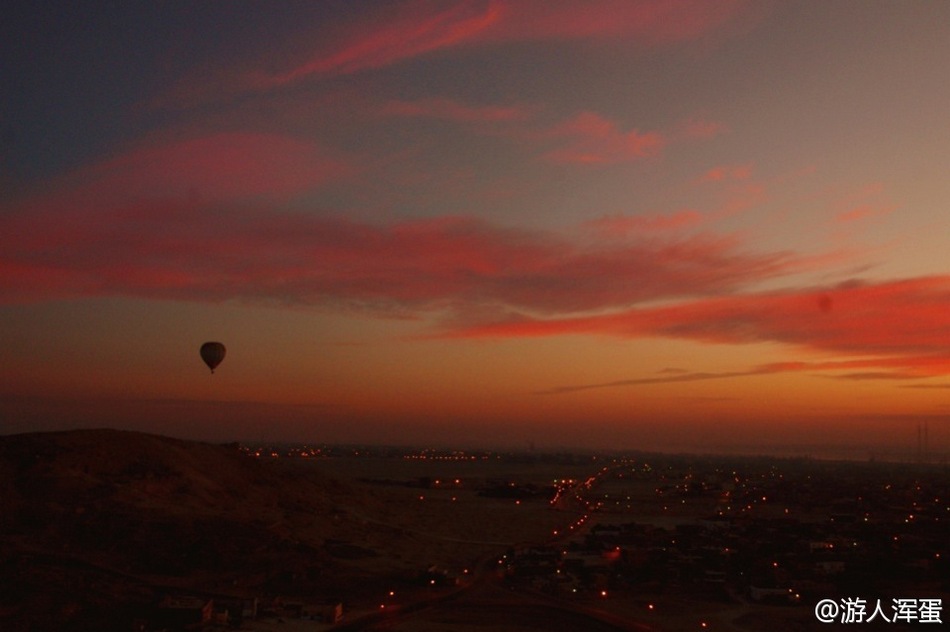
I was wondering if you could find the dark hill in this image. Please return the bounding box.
[0,429,371,631]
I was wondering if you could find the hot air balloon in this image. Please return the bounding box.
[200,342,226,373]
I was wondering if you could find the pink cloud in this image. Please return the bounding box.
[27,132,349,211]
[381,101,686,168]
[256,1,750,86]
[251,3,502,88]
[152,3,500,110]
[1,139,798,311]
[542,111,665,164]
[156,1,752,109]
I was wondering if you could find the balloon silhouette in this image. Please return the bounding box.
[200,342,226,374]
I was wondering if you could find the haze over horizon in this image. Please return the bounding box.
[3,1,950,456]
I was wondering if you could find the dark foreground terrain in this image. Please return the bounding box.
[0,430,592,631]
[0,429,364,629]
[2,430,949,631]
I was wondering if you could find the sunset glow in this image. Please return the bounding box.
[3,2,950,456]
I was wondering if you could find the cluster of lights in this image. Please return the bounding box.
[241,445,326,458]
[404,451,491,461]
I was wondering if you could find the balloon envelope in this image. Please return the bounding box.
[200,342,226,373]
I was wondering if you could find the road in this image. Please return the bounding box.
[335,461,656,631]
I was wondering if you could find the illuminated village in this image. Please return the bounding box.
[126,444,949,630]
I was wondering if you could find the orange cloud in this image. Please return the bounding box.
[455,277,950,379]
[539,353,950,395]
[835,203,896,224]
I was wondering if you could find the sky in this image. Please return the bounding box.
[3,1,950,456]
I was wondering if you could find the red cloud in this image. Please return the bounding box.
[1,136,797,311]
[454,277,950,376]
[0,202,796,311]
[157,1,752,109]
[542,112,665,164]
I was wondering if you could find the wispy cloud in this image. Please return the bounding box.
[1,132,798,311]
[541,111,665,164]
[155,1,752,110]
[379,97,532,123]
[457,277,950,382]
[0,207,795,314]
[677,118,729,140]
[541,351,950,396]
[537,369,758,395]
[380,101,718,169]
[252,0,750,86]
[585,210,705,235]
[696,163,753,184]
[830,182,896,225]
[21,132,350,210]
[251,3,501,88]
[487,0,750,43]
[835,203,896,224]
